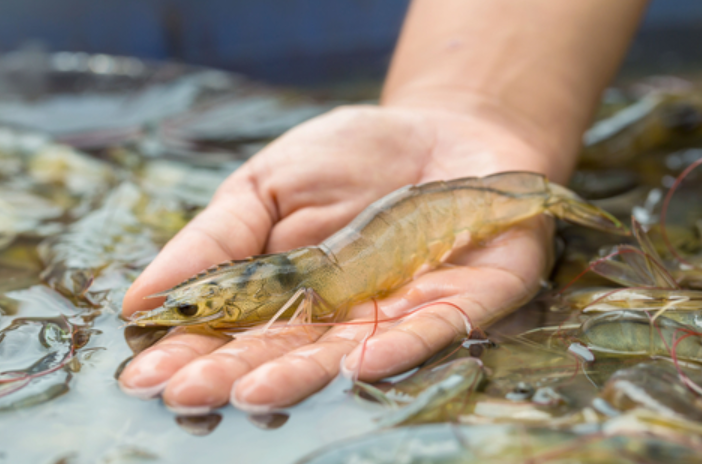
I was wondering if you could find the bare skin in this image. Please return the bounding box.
[120,0,647,413]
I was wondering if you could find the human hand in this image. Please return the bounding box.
[118,103,560,414]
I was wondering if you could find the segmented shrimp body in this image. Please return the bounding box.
[130,172,627,328]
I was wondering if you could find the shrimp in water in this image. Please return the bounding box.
[130,172,628,328]
[581,91,702,168]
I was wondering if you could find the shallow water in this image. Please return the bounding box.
[3,52,702,464]
[0,324,379,463]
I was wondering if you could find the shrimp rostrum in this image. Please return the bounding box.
[130,172,628,328]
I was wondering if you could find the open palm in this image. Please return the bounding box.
[119,105,557,414]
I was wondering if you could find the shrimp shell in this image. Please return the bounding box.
[130,171,628,328]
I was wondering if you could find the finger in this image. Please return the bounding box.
[344,268,538,382]
[118,330,228,398]
[344,290,515,382]
[228,268,483,412]
[161,325,327,414]
[230,319,378,412]
[122,170,274,317]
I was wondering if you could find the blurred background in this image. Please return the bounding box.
[0,0,700,86]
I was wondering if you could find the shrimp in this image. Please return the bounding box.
[581,92,702,168]
[355,357,484,427]
[579,310,702,362]
[129,171,628,328]
[564,287,702,313]
[599,360,702,422]
[560,218,702,314]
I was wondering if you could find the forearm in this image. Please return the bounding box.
[383,0,648,182]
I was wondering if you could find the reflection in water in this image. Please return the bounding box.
[113,356,133,381]
[175,413,223,436]
[248,412,290,430]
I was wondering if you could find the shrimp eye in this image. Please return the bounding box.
[177,304,199,317]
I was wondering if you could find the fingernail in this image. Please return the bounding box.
[118,380,168,400]
[166,404,214,416]
[162,364,230,413]
[230,379,277,414]
[339,354,357,380]
[230,396,277,414]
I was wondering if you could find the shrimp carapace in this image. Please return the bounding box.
[130,172,628,328]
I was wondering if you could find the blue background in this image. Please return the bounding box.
[0,0,700,84]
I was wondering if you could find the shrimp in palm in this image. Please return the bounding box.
[130,171,627,328]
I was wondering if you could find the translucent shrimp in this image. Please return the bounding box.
[560,219,702,314]
[295,422,702,464]
[130,171,628,328]
[579,310,702,363]
[355,357,484,427]
[581,92,702,168]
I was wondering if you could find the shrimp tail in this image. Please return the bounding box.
[545,182,630,236]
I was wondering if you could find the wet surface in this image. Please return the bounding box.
[297,423,702,464]
[175,413,223,436]
[4,51,702,463]
[248,412,290,430]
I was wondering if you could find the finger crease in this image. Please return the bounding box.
[452,293,492,323]
[289,352,335,379]
[479,265,533,295]
[420,308,464,338]
[211,350,255,371]
[396,326,434,357]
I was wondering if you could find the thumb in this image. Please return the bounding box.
[122,173,274,317]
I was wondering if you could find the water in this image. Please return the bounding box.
[0,337,378,463]
[3,51,702,464]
